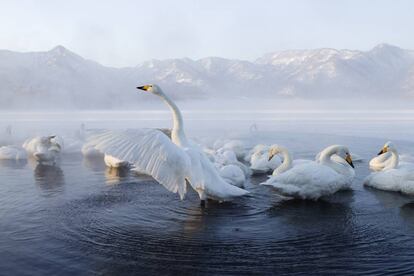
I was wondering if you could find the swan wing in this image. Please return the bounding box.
[86,129,191,199]
[185,147,249,200]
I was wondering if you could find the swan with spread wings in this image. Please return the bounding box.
[86,84,249,204]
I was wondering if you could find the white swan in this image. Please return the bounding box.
[246,144,281,175]
[262,145,355,200]
[214,150,251,177]
[364,142,414,194]
[213,139,247,160]
[369,151,392,172]
[200,148,248,187]
[87,84,249,203]
[23,136,62,165]
[369,150,414,172]
[0,145,27,160]
[219,164,246,188]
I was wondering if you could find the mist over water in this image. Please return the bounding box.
[1,111,414,274]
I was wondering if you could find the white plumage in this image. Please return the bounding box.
[214,139,247,160]
[0,145,27,160]
[246,144,282,175]
[23,136,62,165]
[104,154,130,168]
[262,145,355,200]
[369,151,392,172]
[364,142,414,195]
[86,84,249,201]
[219,164,246,188]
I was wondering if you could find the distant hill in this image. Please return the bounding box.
[0,44,413,109]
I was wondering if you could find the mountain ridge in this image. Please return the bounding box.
[0,43,413,109]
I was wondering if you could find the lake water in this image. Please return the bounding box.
[1,111,414,275]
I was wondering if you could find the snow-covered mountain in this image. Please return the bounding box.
[0,44,413,109]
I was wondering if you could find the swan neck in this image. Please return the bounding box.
[273,147,292,175]
[159,91,188,146]
[320,146,337,164]
[320,146,350,175]
[387,148,399,169]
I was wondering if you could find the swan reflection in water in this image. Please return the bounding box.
[34,164,65,193]
[105,167,130,185]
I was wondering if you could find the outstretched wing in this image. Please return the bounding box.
[86,129,191,199]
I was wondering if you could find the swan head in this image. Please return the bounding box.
[378,141,395,155]
[268,144,282,161]
[335,147,354,168]
[321,145,354,168]
[136,84,163,95]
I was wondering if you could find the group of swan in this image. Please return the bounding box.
[2,84,414,204]
[79,85,414,203]
[0,134,63,165]
[262,145,355,199]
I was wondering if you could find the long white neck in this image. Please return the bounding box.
[384,148,399,170]
[158,90,189,147]
[320,145,350,175]
[272,146,293,176]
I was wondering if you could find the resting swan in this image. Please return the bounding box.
[87,84,249,203]
[262,145,355,200]
[364,142,414,194]
[23,136,62,165]
[246,144,282,175]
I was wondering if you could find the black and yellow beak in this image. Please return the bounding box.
[137,85,150,91]
[268,153,274,161]
[345,154,354,168]
[377,147,388,155]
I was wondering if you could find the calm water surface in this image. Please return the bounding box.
[1,113,414,275]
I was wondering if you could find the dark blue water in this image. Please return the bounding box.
[1,130,414,275]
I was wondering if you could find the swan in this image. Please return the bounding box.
[369,150,414,172]
[214,149,251,177]
[0,145,27,160]
[202,148,247,187]
[23,135,62,165]
[364,142,414,194]
[87,84,249,203]
[262,145,355,200]
[210,150,250,187]
[369,151,392,172]
[219,164,246,188]
[246,144,281,175]
[213,139,247,160]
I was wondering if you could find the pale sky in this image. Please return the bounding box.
[0,0,413,67]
